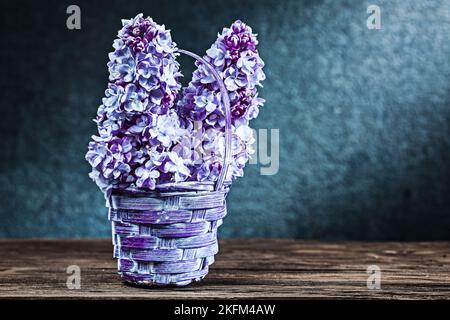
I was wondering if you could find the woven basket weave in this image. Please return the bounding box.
[106,50,233,287]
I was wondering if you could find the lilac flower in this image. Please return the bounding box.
[206,43,227,68]
[224,66,248,91]
[196,161,221,182]
[224,20,257,53]
[87,14,185,192]
[172,127,205,164]
[192,63,217,85]
[100,138,134,181]
[109,137,133,160]
[157,111,186,147]
[245,94,265,121]
[204,110,225,128]
[179,20,265,125]
[135,161,160,189]
[163,152,191,182]
[138,76,159,92]
[137,55,160,79]
[235,125,255,151]
[120,84,146,112]
[148,86,165,107]
[136,55,160,89]
[194,91,218,113]
[154,29,176,54]
[102,84,125,113]
[119,14,157,53]
[236,52,266,88]
[86,140,111,170]
[108,46,136,83]
[147,146,167,167]
[87,16,266,192]
[161,60,181,88]
[131,147,147,165]
[228,88,263,120]
[128,115,154,141]
[97,118,122,139]
[86,137,134,190]
[175,20,265,182]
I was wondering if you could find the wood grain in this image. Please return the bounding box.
[0,239,449,299]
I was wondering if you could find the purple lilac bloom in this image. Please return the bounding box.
[86,14,185,193]
[135,160,160,189]
[176,20,265,182]
[87,17,266,192]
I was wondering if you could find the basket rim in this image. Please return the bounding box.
[113,180,232,194]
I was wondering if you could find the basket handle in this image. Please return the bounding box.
[178,49,232,191]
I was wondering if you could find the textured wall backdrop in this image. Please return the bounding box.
[1,0,450,239]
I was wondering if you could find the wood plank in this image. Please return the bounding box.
[0,239,449,299]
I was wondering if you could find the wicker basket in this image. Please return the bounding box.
[106,50,233,287]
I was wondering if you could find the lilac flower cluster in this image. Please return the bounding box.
[177,20,265,181]
[86,14,187,194]
[86,16,265,193]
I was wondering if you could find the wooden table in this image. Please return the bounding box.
[0,239,449,299]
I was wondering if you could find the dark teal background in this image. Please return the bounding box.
[1,0,450,239]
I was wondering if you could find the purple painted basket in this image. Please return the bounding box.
[106,50,233,287]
